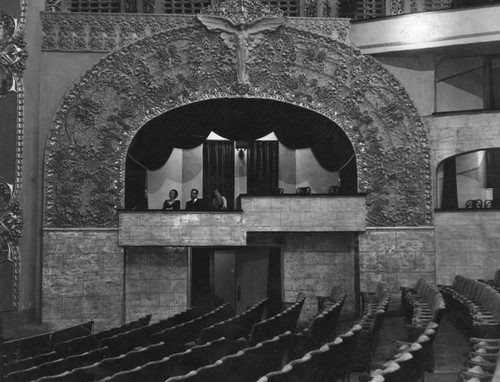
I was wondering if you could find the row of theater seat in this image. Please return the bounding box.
[439,275,500,338]
[6,279,453,382]
[2,319,96,363]
[257,323,363,381]
[352,282,392,372]
[401,278,446,342]
[1,314,157,376]
[360,321,440,382]
[1,305,224,382]
[159,289,350,382]
[459,337,500,381]
[1,292,315,382]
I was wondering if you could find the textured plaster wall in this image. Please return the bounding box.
[427,112,500,168]
[435,56,484,112]
[435,211,500,285]
[42,230,123,331]
[282,232,356,322]
[358,228,435,307]
[125,247,188,322]
[375,55,435,116]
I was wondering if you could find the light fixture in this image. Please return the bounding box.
[236,141,250,160]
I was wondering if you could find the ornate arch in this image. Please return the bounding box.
[44,9,432,228]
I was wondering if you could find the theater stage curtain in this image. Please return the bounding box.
[247,141,279,195]
[203,141,235,210]
[441,156,458,210]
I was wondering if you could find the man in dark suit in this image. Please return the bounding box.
[185,188,205,211]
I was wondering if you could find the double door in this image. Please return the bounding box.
[191,247,281,314]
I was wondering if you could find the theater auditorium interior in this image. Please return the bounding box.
[1,0,500,380]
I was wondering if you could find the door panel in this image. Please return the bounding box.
[192,247,280,314]
[214,250,236,310]
[235,248,269,314]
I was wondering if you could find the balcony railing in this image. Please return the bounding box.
[46,0,498,19]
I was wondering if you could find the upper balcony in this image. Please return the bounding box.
[45,0,500,56]
[46,0,499,19]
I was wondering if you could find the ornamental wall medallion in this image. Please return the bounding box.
[44,1,432,228]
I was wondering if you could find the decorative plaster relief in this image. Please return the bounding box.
[41,12,351,52]
[44,0,431,228]
[0,2,27,310]
[0,9,27,95]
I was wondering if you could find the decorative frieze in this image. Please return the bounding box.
[41,12,351,52]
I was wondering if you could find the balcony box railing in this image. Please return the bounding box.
[118,194,366,247]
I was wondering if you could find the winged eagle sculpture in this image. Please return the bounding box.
[198,13,285,84]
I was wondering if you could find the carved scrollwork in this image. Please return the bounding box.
[199,0,284,24]
[0,10,27,95]
[0,178,23,262]
[0,1,27,311]
[45,0,63,12]
[41,13,350,52]
[44,4,432,228]
[287,18,349,42]
[41,12,198,52]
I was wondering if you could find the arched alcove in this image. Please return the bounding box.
[43,16,432,228]
[125,98,356,210]
[436,148,500,209]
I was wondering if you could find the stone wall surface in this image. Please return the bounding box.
[435,211,500,285]
[42,230,123,331]
[125,247,188,322]
[282,232,356,322]
[119,196,366,247]
[427,112,500,168]
[358,228,436,308]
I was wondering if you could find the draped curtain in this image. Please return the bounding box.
[486,148,500,201]
[247,141,279,195]
[128,99,354,173]
[441,156,458,210]
[203,141,235,210]
[339,156,357,195]
[126,99,358,209]
[125,154,148,210]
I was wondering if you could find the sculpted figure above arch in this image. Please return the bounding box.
[44,0,432,228]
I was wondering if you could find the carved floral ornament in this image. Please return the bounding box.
[44,3,432,228]
[0,3,27,310]
[0,10,27,95]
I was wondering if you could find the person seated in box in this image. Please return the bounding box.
[209,187,227,210]
[163,189,180,211]
[185,188,205,211]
